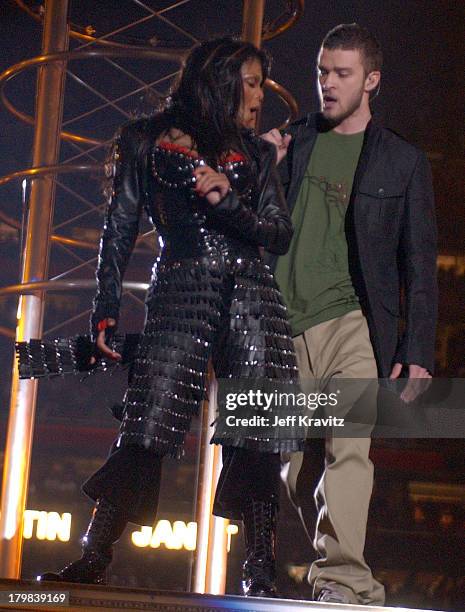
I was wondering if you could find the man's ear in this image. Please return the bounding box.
[365,71,381,92]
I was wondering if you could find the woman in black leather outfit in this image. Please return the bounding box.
[37,37,302,597]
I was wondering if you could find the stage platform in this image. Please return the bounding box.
[0,579,445,612]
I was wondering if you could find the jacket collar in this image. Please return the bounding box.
[302,112,381,190]
[304,111,379,133]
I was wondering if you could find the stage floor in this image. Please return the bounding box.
[0,579,446,612]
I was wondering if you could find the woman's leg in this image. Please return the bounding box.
[37,497,128,584]
[213,446,280,597]
[37,447,163,584]
[242,497,278,597]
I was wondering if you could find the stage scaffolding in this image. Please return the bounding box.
[0,0,303,589]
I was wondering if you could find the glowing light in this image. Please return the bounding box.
[20,511,237,552]
[131,520,238,552]
[23,510,40,539]
[34,511,49,540]
[21,179,27,203]
[16,296,22,323]
[226,524,238,552]
[177,521,197,551]
[209,515,229,594]
[131,525,152,548]
[150,520,197,550]
[23,510,71,542]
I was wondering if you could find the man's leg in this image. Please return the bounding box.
[283,334,324,547]
[311,434,383,605]
[286,311,385,605]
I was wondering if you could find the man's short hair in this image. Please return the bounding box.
[322,23,383,73]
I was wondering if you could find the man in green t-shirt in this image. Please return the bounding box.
[274,128,364,335]
[264,24,437,605]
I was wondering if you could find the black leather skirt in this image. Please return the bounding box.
[115,253,302,458]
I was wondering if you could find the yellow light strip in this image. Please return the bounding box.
[21,511,239,552]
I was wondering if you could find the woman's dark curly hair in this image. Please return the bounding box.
[164,36,270,164]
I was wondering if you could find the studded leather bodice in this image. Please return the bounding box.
[147,143,259,261]
[91,118,293,333]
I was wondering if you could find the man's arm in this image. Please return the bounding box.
[261,121,304,198]
[390,150,438,398]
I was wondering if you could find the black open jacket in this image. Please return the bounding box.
[267,113,438,376]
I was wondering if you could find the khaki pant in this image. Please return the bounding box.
[285,310,385,605]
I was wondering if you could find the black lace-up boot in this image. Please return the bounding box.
[241,500,278,597]
[37,498,127,584]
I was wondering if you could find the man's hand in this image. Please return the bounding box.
[389,362,432,403]
[193,165,231,206]
[260,129,292,165]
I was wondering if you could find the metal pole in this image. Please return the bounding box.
[192,377,229,594]
[191,2,266,594]
[0,0,69,578]
[242,0,266,130]
[191,383,214,592]
[242,0,266,47]
[204,441,229,593]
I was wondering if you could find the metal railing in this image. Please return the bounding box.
[0,0,303,585]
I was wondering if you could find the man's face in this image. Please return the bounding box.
[317,47,368,124]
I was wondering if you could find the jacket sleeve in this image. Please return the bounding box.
[206,145,293,255]
[91,124,144,337]
[394,150,438,372]
[276,122,300,188]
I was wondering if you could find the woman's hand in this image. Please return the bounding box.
[90,318,122,364]
[193,165,231,206]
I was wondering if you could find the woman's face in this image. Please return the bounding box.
[238,57,264,129]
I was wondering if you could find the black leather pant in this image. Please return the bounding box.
[83,443,280,524]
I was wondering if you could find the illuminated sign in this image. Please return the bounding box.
[131,522,239,551]
[132,521,197,550]
[22,510,239,551]
[23,511,71,542]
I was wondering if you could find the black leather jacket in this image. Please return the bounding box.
[91,115,292,336]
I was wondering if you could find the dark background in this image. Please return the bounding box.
[0,1,464,609]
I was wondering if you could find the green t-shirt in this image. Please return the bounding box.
[275,129,364,336]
